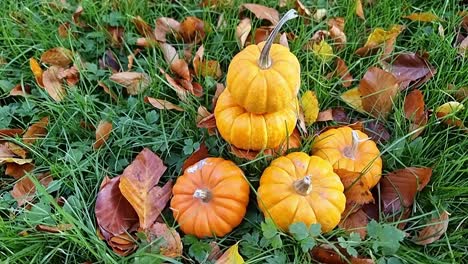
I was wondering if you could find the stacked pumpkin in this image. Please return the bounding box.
[214,9,301,152]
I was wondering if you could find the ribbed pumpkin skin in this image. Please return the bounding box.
[226,42,301,114]
[312,127,382,189]
[171,158,250,238]
[257,152,346,233]
[214,89,298,151]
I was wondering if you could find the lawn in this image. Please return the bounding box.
[0,0,467,263]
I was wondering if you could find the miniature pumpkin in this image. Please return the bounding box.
[214,89,298,151]
[226,9,301,114]
[312,126,382,189]
[257,152,346,232]
[171,157,250,238]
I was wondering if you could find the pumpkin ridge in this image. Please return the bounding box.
[212,204,238,227]
[271,164,296,184]
[289,198,302,227]
[269,67,294,97]
[241,72,264,108]
[205,159,230,187]
[209,211,231,235]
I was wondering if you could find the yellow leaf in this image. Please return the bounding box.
[435,102,464,116]
[403,12,440,22]
[216,243,244,264]
[29,58,44,87]
[301,90,320,125]
[340,87,364,113]
[365,25,404,47]
[312,40,334,62]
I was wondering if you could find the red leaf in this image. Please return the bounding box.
[311,245,375,264]
[388,52,436,90]
[404,89,428,139]
[40,47,73,67]
[414,210,449,245]
[5,163,34,179]
[0,129,24,138]
[182,142,209,172]
[95,176,138,237]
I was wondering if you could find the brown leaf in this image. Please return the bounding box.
[11,173,53,206]
[403,12,440,22]
[72,5,86,27]
[337,169,375,206]
[361,119,391,143]
[311,245,375,264]
[212,83,225,109]
[42,66,66,101]
[196,106,217,134]
[388,52,436,90]
[414,211,449,245]
[155,17,181,42]
[317,109,334,122]
[119,148,173,230]
[36,224,73,233]
[160,68,188,102]
[0,143,15,158]
[30,58,44,87]
[97,81,117,101]
[236,18,252,49]
[5,163,35,179]
[182,142,209,172]
[381,167,433,215]
[329,58,353,87]
[208,242,223,261]
[159,43,191,81]
[146,222,183,258]
[41,47,73,67]
[0,129,24,139]
[110,72,150,95]
[107,232,138,256]
[404,89,427,139]
[355,0,365,20]
[95,176,139,237]
[458,36,468,57]
[295,0,312,19]
[241,4,280,25]
[132,16,155,39]
[359,67,399,119]
[198,60,222,79]
[58,22,71,38]
[6,142,27,158]
[144,97,184,111]
[328,17,347,49]
[454,86,468,102]
[340,208,368,239]
[23,117,49,144]
[10,84,31,96]
[93,121,112,150]
[58,65,80,86]
[179,16,206,44]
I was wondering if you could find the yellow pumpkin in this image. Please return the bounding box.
[214,89,298,151]
[226,10,300,114]
[312,126,382,189]
[257,152,346,233]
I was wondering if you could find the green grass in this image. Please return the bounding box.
[0,0,467,263]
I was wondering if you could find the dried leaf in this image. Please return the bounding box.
[160,68,188,101]
[179,16,206,44]
[119,148,173,229]
[355,25,404,57]
[72,5,86,27]
[5,163,34,179]
[328,17,347,49]
[311,245,375,264]
[182,142,209,172]
[404,89,428,139]
[11,173,52,206]
[295,0,311,18]
[355,0,365,20]
[97,81,117,101]
[30,58,44,87]
[100,50,121,73]
[389,52,436,90]
[313,8,328,21]
[337,169,374,206]
[146,222,183,258]
[241,4,279,25]
[301,90,320,125]
[155,17,181,42]
[312,40,334,61]
[212,83,226,109]
[435,101,465,129]
[23,117,49,144]
[196,106,217,134]
[317,109,334,122]
[414,211,449,245]
[216,243,245,264]
[208,242,223,261]
[454,86,468,102]
[341,88,365,113]
[36,224,73,233]
[144,97,184,111]
[359,67,399,119]
[42,66,66,101]
[93,121,112,150]
[41,47,73,67]
[330,58,353,87]
[339,208,368,239]
[6,143,27,159]
[107,232,138,256]
[458,36,468,57]
[95,176,138,237]
[236,18,252,49]
[132,16,155,39]
[59,65,80,86]
[159,43,191,81]
[58,22,71,38]
[403,12,440,22]
[381,167,433,215]
[0,129,24,138]
[110,72,150,95]
[10,84,31,96]
[362,120,391,143]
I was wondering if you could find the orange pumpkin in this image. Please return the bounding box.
[312,126,382,189]
[214,89,298,151]
[170,157,250,238]
[226,10,300,114]
[257,152,346,233]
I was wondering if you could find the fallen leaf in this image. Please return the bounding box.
[414,211,449,245]
[58,22,71,38]
[23,117,49,144]
[339,208,368,239]
[199,60,222,79]
[72,5,86,27]
[317,109,334,122]
[155,17,181,42]
[311,245,374,264]
[297,107,308,136]
[0,129,24,139]
[355,0,364,20]
[359,67,399,119]
[30,58,44,87]
[435,101,465,129]
[403,12,440,22]
[132,16,155,39]
[107,232,138,256]
[355,25,405,57]
[208,242,223,261]
[241,4,279,25]
[313,8,328,21]
[160,68,188,101]
[216,243,244,264]
[458,36,468,57]
[337,169,375,206]
[127,49,141,71]
[341,87,365,113]
[119,148,173,230]
[41,47,73,67]
[36,224,73,233]
[361,120,391,143]
[58,65,80,86]
[301,90,320,125]
[11,173,52,206]
[328,17,347,49]
[42,66,66,101]
[159,43,191,81]
[5,163,34,179]
[146,222,183,258]
[144,97,184,111]
[179,16,206,44]
[388,52,436,90]
[329,58,353,87]
[312,40,334,62]
[212,83,226,109]
[182,142,209,172]
[236,18,252,49]
[196,106,217,134]
[97,81,118,101]
[10,84,31,96]
[110,72,150,95]
[93,121,112,150]
[100,50,121,73]
[454,86,468,102]
[295,0,312,23]
[404,89,427,139]
[381,167,433,215]
[6,142,27,159]
[95,176,138,237]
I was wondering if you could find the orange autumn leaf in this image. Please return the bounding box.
[179,16,206,44]
[93,121,112,150]
[23,117,49,144]
[42,66,66,101]
[132,16,155,39]
[159,42,191,81]
[144,97,184,111]
[119,148,173,230]
[107,232,138,256]
[404,89,428,139]
[336,169,374,206]
[155,17,181,43]
[10,173,53,206]
[5,163,35,179]
[339,208,368,239]
[329,58,353,87]
[146,222,183,258]
[403,12,440,22]
[196,106,217,134]
[10,84,31,97]
[0,129,24,139]
[328,17,347,49]
[30,58,44,87]
[40,47,73,67]
[414,211,450,245]
[58,22,71,38]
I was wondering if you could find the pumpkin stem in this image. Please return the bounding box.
[293,175,312,196]
[193,189,212,203]
[258,9,298,69]
[344,130,369,160]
